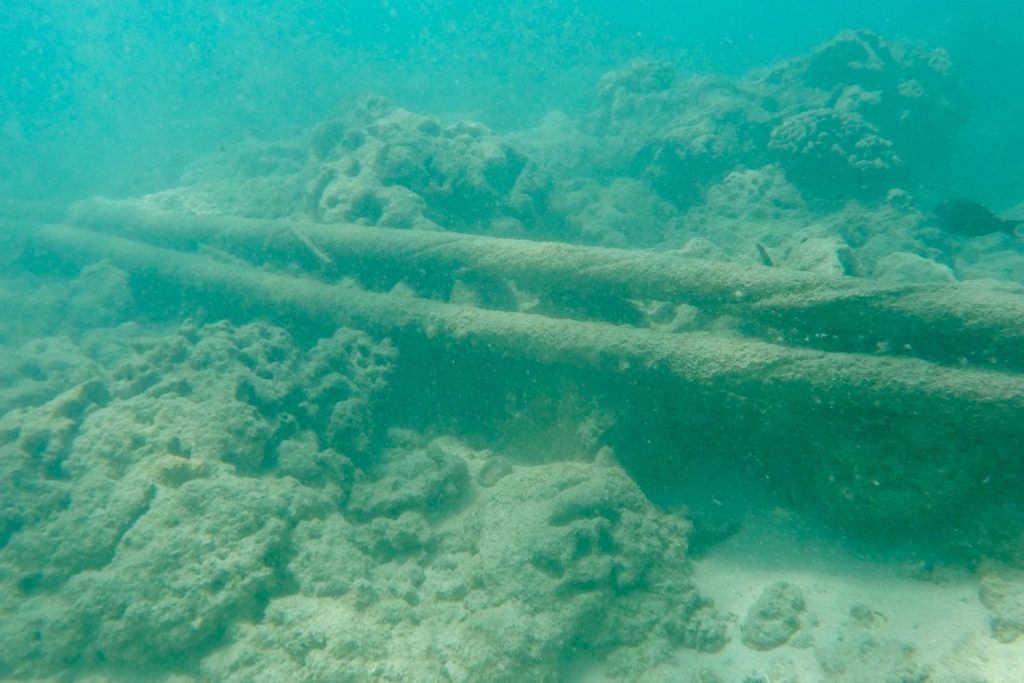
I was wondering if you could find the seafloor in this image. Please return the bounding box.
[2,30,1024,682]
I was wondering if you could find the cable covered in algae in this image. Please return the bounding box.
[16,220,1024,417]
[14,216,1024,534]
[65,199,1024,371]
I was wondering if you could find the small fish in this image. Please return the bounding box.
[931,198,1022,237]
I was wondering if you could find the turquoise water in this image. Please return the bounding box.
[2,3,1024,681]
[4,2,1023,204]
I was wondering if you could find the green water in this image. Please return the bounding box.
[2,3,1023,681]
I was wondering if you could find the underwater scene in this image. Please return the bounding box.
[2,2,1024,681]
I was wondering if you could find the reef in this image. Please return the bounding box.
[1,29,1023,683]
